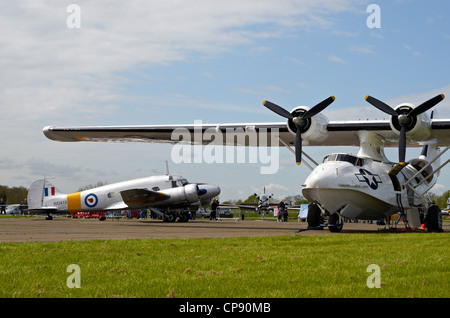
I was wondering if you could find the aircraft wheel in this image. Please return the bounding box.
[164,211,177,222]
[328,214,343,233]
[426,205,443,232]
[307,203,322,228]
[178,211,190,222]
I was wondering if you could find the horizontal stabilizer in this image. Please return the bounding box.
[26,207,59,214]
[120,188,170,209]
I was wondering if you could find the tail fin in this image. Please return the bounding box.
[27,179,63,210]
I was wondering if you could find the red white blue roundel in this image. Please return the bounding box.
[85,193,98,208]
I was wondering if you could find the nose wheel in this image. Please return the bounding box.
[328,213,343,233]
[297,203,344,233]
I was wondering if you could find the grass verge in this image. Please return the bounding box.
[0,233,448,298]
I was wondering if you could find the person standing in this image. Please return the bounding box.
[210,198,219,220]
[0,198,6,215]
[278,199,285,222]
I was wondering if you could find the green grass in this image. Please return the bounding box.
[0,233,448,298]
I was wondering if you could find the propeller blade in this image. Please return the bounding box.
[303,96,335,118]
[409,94,445,117]
[295,128,302,165]
[365,95,398,116]
[399,124,407,163]
[262,100,293,119]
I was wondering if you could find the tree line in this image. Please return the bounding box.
[0,185,28,205]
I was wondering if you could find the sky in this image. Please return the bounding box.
[1,0,450,202]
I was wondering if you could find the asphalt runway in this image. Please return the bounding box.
[1,216,443,242]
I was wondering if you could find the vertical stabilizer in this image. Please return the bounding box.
[27,179,63,210]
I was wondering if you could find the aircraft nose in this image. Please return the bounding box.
[198,184,221,197]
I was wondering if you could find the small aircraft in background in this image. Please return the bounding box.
[253,188,273,215]
[219,188,274,220]
[27,174,220,222]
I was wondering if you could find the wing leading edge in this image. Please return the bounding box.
[43,119,450,148]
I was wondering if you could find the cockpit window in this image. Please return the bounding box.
[323,154,364,166]
[176,179,188,187]
[172,177,189,187]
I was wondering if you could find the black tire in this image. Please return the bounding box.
[328,213,343,233]
[307,203,322,228]
[426,205,443,232]
[178,211,190,222]
[164,211,177,222]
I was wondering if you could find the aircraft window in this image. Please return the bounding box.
[152,187,160,191]
[323,154,362,166]
[107,192,115,199]
[176,178,188,187]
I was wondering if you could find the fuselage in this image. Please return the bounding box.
[302,153,436,220]
[41,175,220,212]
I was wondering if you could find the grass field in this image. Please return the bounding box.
[0,233,448,298]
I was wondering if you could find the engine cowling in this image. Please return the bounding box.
[390,103,432,141]
[286,106,329,144]
[184,183,200,203]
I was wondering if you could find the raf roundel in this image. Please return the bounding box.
[85,193,98,208]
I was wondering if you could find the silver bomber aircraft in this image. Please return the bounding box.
[27,175,220,222]
[43,94,450,232]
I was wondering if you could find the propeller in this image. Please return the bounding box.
[365,94,445,163]
[263,96,335,165]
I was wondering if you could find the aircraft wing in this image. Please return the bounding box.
[219,203,259,211]
[120,188,170,209]
[43,118,450,148]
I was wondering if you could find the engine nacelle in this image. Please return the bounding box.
[184,183,200,203]
[390,103,432,141]
[286,106,329,144]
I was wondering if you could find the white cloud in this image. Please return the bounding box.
[349,45,376,55]
[328,54,347,64]
[0,0,359,124]
[265,182,289,191]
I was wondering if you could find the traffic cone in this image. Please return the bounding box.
[419,223,425,230]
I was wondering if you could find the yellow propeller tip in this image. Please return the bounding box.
[262,100,267,105]
[296,162,301,165]
[440,94,445,99]
[365,95,369,100]
[331,96,335,101]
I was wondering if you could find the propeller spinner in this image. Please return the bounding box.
[365,94,445,163]
[263,96,335,165]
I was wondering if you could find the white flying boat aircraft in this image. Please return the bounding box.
[43,94,450,232]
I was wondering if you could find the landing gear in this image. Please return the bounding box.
[304,203,343,232]
[425,205,443,232]
[163,209,191,222]
[178,210,190,222]
[163,210,177,222]
[307,203,322,228]
[328,213,343,233]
